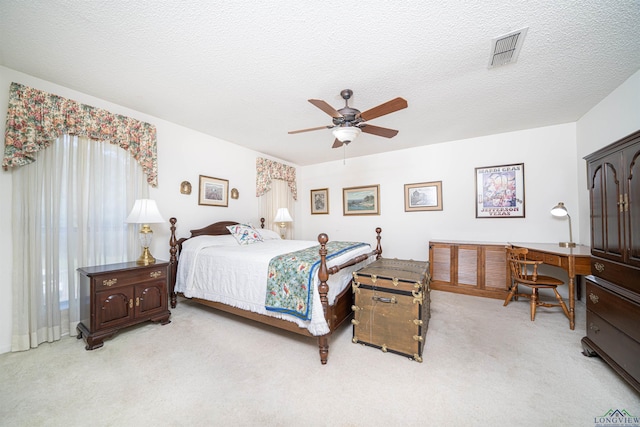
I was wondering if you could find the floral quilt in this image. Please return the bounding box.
[265,241,367,320]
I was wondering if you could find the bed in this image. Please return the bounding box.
[168,217,382,364]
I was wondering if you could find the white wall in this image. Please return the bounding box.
[1,65,637,353]
[298,123,579,261]
[0,66,286,353]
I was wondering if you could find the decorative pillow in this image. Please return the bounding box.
[226,224,263,245]
[257,229,282,241]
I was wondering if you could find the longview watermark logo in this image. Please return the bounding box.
[594,409,640,427]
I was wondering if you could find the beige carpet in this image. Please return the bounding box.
[0,290,638,427]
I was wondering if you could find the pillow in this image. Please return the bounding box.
[257,229,282,241]
[226,224,264,245]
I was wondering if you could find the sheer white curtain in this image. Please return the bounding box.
[259,179,295,238]
[11,135,148,351]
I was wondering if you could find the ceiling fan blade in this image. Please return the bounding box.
[308,99,343,118]
[288,125,331,135]
[359,97,408,121]
[360,124,399,138]
[332,139,344,149]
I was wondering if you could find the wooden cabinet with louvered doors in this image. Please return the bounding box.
[429,241,509,299]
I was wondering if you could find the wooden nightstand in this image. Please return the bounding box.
[77,261,171,350]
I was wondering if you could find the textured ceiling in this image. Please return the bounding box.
[1,1,639,166]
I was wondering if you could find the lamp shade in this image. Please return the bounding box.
[125,199,165,224]
[550,202,569,217]
[274,208,293,223]
[332,126,362,143]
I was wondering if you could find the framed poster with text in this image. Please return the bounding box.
[475,163,524,218]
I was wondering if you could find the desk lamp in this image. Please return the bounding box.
[550,202,576,248]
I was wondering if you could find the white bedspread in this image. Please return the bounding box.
[174,235,375,336]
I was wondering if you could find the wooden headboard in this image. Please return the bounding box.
[173,218,266,253]
[188,221,239,238]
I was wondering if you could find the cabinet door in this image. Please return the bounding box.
[484,245,508,291]
[430,243,453,285]
[457,245,478,287]
[589,154,625,263]
[95,287,135,329]
[135,281,166,318]
[624,143,640,268]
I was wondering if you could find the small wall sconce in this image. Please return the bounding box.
[550,202,576,248]
[180,181,192,195]
[274,207,293,239]
[230,188,239,199]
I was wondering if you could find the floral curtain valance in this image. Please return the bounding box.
[2,82,158,186]
[256,157,297,200]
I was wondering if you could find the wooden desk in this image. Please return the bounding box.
[510,243,591,330]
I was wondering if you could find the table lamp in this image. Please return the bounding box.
[274,207,293,239]
[125,199,166,264]
[550,202,576,248]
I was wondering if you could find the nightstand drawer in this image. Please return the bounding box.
[94,267,167,290]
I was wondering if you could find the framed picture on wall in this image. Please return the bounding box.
[475,163,525,218]
[310,188,329,214]
[198,175,229,207]
[404,181,443,212]
[342,185,380,216]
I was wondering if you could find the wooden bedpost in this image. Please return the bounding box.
[317,232,330,365]
[169,217,178,309]
[375,227,382,259]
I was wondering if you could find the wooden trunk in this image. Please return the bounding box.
[351,258,430,362]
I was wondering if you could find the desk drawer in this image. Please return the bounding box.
[542,254,562,267]
[524,250,561,267]
[526,251,543,262]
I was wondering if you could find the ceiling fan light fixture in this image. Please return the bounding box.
[332,126,361,143]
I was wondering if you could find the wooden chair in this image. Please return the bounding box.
[504,247,570,321]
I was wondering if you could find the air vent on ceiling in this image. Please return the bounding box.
[488,27,528,68]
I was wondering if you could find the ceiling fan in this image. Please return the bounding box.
[288,89,408,148]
